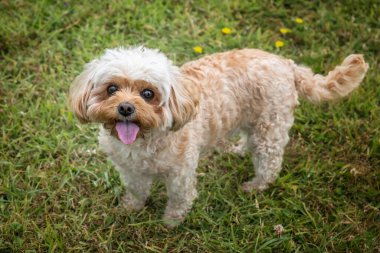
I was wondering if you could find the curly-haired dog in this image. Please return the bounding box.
[69,47,368,226]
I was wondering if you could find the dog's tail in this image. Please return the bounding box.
[293,54,368,103]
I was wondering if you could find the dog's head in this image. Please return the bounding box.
[69,46,199,145]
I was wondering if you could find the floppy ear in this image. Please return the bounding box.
[169,77,199,131]
[68,61,97,123]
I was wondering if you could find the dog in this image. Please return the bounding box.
[69,46,368,226]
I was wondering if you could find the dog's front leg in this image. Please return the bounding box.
[120,171,153,212]
[163,168,198,227]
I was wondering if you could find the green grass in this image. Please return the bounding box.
[1,0,379,252]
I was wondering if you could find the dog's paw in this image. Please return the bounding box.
[229,143,247,156]
[163,210,186,228]
[121,193,145,212]
[241,179,269,193]
[227,135,247,156]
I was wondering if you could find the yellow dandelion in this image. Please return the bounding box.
[280,27,290,35]
[295,17,304,24]
[275,40,284,48]
[221,27,232,35]
[193,46,203,54]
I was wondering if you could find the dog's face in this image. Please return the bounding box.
[86,77,165,144]
[69,47,199,144]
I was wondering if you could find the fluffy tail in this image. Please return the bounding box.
[294,54,368,103]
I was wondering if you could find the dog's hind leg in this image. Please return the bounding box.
[242,110,294,192]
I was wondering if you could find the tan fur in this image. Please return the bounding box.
[84,77,165,139]
[70,47,368,227]
[294,54,368,103]
[169,78,200,131]
[69,63,96,123]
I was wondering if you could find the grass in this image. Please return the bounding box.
[0,0,379,252]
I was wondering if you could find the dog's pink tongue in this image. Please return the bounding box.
[115,122,140,145]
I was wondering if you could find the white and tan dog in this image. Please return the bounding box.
[69,46,368,226]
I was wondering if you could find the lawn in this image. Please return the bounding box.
[0,0,379,252]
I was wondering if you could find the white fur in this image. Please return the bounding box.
[91,46,179,106]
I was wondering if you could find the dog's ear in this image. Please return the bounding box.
[69,61,97,123]
[169,77,199,131]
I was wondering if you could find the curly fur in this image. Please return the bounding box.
[69,46,368,226]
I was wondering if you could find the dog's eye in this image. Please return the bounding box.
[141,89,154,100]
[107,84,119,95]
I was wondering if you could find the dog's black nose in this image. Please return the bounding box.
[118,102,135,117]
